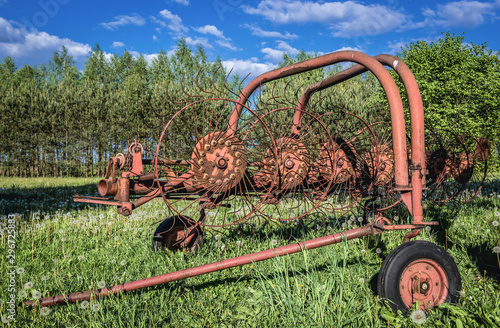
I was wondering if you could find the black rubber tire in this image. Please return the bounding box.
[152,216,203,252]
[378,240,461,313]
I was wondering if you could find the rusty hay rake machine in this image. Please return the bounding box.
[25,51,491,313]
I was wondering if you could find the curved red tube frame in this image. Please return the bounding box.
[24,52,428,309]
[228,51,409,193]
[292,54,424,223]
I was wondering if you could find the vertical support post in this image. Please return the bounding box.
[292,54,425,223]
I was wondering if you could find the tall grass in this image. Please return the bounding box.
[0,177,499,327]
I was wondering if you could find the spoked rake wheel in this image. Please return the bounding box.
[154,98,277,231]
[249,107,335,222]
[312,112,379,214]
[424,129,489,204]
[361,121,409,221]
[449,134,489,203]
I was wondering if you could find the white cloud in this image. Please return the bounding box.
[193,24,241,50]
[184,36,212,49]
[100,14,145,30]
[103,50,159,66]
[261,47,287,62]
[112,41,125,48]
[0,17,23,43]
[261,40,299,63]
[156,9,188,33]
[222,58,276,78]
[333,46,363,52]
[386,41,407,54]
[129,50,158,65]
[171,0,189,5]
[153,35,157,41]
[422,8,436,17]
[103,52,114,62]
[166,48,177,57]
[425,0,499,28]
[194,25,228,40]
[0,17,90,65]
[243,24,298,39]
[243,0,407,37]
[216,40,241,51]
[386,36,441,54]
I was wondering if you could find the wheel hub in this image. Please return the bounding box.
[192,132,246,192]
[216,157,228,169]
[318,140,355,184]
[262,137,309,189]
[399,259,448,309]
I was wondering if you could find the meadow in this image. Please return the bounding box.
[0,177,500,327]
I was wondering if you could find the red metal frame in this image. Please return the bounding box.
[229,51,409,191]
[43,51,467,310]
[293,54,425,224]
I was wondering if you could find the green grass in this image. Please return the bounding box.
[0,177,500,327]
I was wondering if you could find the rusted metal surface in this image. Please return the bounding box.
[230,51,409,191]
[293,54,424,222]
[58,50,489,312]
[191,131,246,193]
[71,51,489,221]
[318,140,356,184]
[399,258,449,309]
[69,49,490,233]
[272,137,309,189]
[423,131,490,203]
[74,52,415,223]
[293,53,490,218]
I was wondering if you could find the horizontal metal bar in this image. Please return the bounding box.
[381,222,438,230]
[72,197,122,207]
[24,223,384,307]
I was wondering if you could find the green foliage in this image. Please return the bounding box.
[392,32,500,169]
[0,40,237,177]
[256,49,381,128]
[2,32,499,177]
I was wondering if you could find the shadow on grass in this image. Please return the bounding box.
[0,183,103,216]
[144,216,384,298]
[423,179,500,280]
[462,243,500,279]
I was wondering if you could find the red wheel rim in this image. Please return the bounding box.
[399,259,449,310]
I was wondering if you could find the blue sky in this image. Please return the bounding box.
[1,0,500,77]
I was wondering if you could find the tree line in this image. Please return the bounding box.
[0,33,498,177]
[0,40,237,177]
